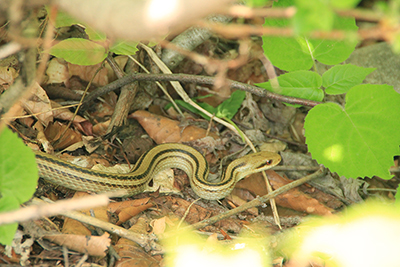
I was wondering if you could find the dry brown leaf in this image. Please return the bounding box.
[108,198,151,213]
[61,216,91,236]
[116,203,154,225]
[50,101,92,135]
[171,198,211,225]
[45,58,69,84]
[151,217,167,235]
[44,121,82,150]
[130,110,218,143]
[114,218,160,267]
[23,83,53,126]
[105,55,128,82]
[225,194,258,216]
[68,62,108,86]
[62,192,109,235]
[236,170,333,216]
[44,233,110,257]
[92,120,110,136]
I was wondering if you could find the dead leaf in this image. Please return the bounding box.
[92,120,110,136]
[116,203,154,225]
[151,217,167,235]
[130,110,218,143]
[108,198,151,214]
[23,83,53,126]
[45,58,69,84]
[236,171,333,216]
[68,62,108,86]
[114,217,160,267]
[62,192,109,235]
[44,121,82,150]
[225,194,258,216]
[44,233,110,257]
[50,101,92,135]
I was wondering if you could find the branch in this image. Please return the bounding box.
[80,73,321,111]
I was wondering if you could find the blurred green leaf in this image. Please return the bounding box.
[46,6,80,28]
[110,40,139,55]
[263,0,358,71]
[85,26,107,41]
[49,38,107,65]
[329,0,362,9]
[0,128,38,245]
[294,0,335,34]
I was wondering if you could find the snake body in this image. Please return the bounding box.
[35,143,281,200]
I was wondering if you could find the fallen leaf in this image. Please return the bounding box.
[130,110,218,144]
[44,233,110,257]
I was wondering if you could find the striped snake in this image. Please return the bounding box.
[35,143,281,200]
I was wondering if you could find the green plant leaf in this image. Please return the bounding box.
[110,40,139,55]
[216,90,246,119]
[173,100,215,120]
[0,196,19,245]
[45,6,80,28]
[85,25,107,41]
[0,128,38,203]
[329,0,362,9]
[0,128,38,245]
[294,0,335,34]
[322,64,376,94]
[173,91,246,121]
[304,84,400,180]
[256,71,324,104]
[245,0,271,7]
[49,38,107,65]
[263,0,358,71]
[312,17,358,65]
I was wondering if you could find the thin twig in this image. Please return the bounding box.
[80,73,321,112]
[0,194,111,225]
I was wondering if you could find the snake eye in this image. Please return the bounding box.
[260,159,273,167]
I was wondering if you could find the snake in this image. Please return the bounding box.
[35,143,281,200]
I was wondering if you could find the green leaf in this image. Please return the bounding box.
[256,71,324,104]
[85,26,107,41]
[174,92,246,121]
[173,100,215,120]
[294,0,335,34]
[0,128,38,245]
[322,64,376,94]
[110,40,139,55]
[392,34,400,54]
[245,0,271,7]
[312,17,358,65]
[0,128,38,203]
[329,0,362,9]
[216,90,246,119]
[304,84,400,180]
[263,2,358,71]
[49,38,107,65]
[45,6,80,28]
[0,196,19,245]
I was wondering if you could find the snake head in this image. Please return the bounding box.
[231,151,281,180]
